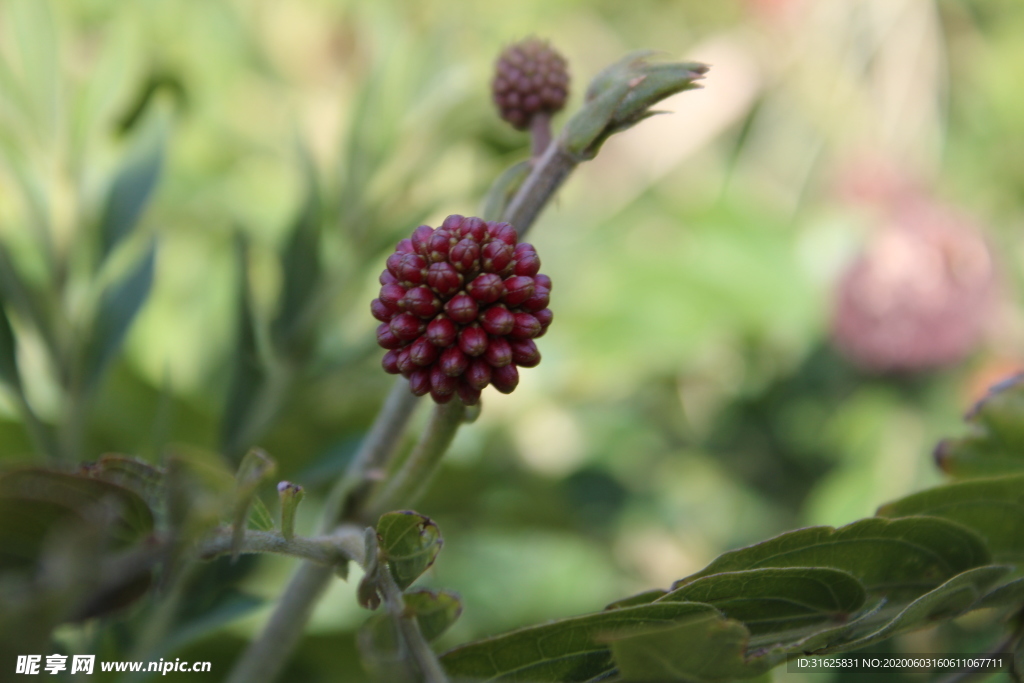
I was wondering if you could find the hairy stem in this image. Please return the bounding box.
[198,527,364,566]
[379,563,449,683]
[363,400,466,521]
[529,113,552,160]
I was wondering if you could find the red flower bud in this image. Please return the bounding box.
[380,269,399,286]
[481,306,515,335]
[439,346,470,377]
[371,298,398,322]
[464,358,492,390]
[534,273,552,291]
[521,285,550,312]
[382,349,401,374]
[491,363,520,393]
[401,286,441,318]
[445,294,479,324]
[489,222,518,246]
[376,323,402,349]
[503,276,535,307]
[430,366,458,396]
[389,313,425,341]
[426,317,458,347]
[481,240,514,274]
[409,336,440,366]
[514,251,541,276]
[467,273,504,303]
[410,225,434,256]
[484,336,512,367]
[427,261,462,296]
[450,238,481,273]
[457,382,481,406]
[379,283,406,306]
[510,339,541,367]
[409,368,431,396]
[458,326,489,357]
[510,312,541,339]
[427,229,453,262]
[396,238,415,254]
[459,216,488,242]
[396,253,428,285]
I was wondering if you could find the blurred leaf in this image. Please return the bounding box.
[0,468,153,546]
[98,123,165,263]
[675,517,989,602]
[608,609,767,682]
[483,160,530,222]
[817,565,1011,653]
[878,475,1024,562]
[565,52,708,160]
[662,567,865,637]
[0,242,58,357]
[935,373,1024,477]
[978,577,1024,610]
[220,235,272,459]
[376,511,443,591]
[440,601,719,682]
[0,297,21,391]
[271,148,322,361]
[231,449,276,558]
[80,454,165,511]
[82,243,156,392]
[403,588,463,642]
[159,589,264,657]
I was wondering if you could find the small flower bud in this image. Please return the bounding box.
[458,326,489,357]
[441,214,465,231]
[464,358,492,390]
[396,347,415,376]
[493,38,569,131]
[457,382,481,406]
[396,238,415,254]
[491,364,520,393]
[534,308,553,332]
[481,305,515,336]
[396,253,428,285]
[467,273,504,303]
[371,298,398,322]
[488,222,518,246]
[409,368,432,396]
[427,261,462,296]
[379,282,406,306]
[459,216,488,242]
[503,276,535,307]
[401,286,442,318]
[534,273,552,291]
[439,346,470,377]
[381,349,401,374]
[430,366,458,396]
[484,336,512,367]
[510,312,542,339]
[521,285,550,312]
[450,238,481,273]
[380,269,399,286]
[481,240,514,274]
[445,294,479,324]
[409,336,440,366]
[376,323,403,349]
[426,317,458,347]
[427,230,453,262]
[277,481,305,541]
[510,339,541,367]
[389,313,425,341]
[514,251,541,277]
[410,225,434,255]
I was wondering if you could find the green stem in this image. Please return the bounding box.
[363,400,466,521]
[502,133,578,235]
[379,562,449,683]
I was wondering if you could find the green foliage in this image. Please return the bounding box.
[376,510,444,591]
[936,374,1024,477]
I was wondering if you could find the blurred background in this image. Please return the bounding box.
[1,0,1023,679]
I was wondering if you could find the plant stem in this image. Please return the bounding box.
[230,114,580,683]
[363,400,466,521]
[198,527,364,566]
[530,113,552,160]
[324,377,420,530]
[378,562,449,683]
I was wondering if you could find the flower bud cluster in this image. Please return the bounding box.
[373,215,552,405]
[492,38,569,130]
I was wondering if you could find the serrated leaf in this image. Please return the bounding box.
[403,588,463,642]
[675,517,989,603]
[247,495,275,532]
[608,610,769,682]
[82,243,156,391]
[936,374,1024,477]
[661,567,865,637]
[376,511,443,591]
[440,601,719,682]
[98,126,165,263]
[80,454,164,510]
[878,474,1024,562]
[817,565,1010,653]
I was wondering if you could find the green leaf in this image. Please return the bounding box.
[98,125,165,263]
[661,567,865,637]
[675,517,989,602]
[403,588,463,642]
[82,243,156,391]
[231,449,277,558]
[605,589,667,610]
[220,234,272,459]
[80,454,164,510]
[878,475,1024,562]
[817,565,1011,653]
[484,160,531,222]
[608,609,768,682]
[271,147,322,360]
[0,468,154,548]
[977,577,1024,610]
[0,297,21,391]
[440,601,719,682]
[935,374,1024,477]
[376,511,443,591]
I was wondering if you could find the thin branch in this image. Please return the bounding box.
[379,564,449,683]
[198,527,364,566]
